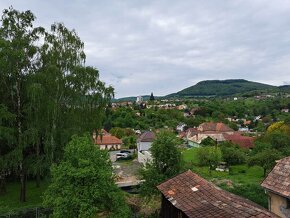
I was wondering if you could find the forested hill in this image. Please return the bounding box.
[167,79,279,97]
[114,80,290,101]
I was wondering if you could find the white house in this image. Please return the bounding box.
[136,95,143,103]
[137,131,156,165]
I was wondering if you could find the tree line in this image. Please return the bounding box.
[0,7,113,202]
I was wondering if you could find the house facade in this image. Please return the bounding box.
[93,130,122,150]
[183,122,254,149]
[262,156,290,218]
[185,122,235,147]
[137,131,156,165]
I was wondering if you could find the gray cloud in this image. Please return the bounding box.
[1,0,290,97]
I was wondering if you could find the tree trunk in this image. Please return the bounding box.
[0,177,7,195]
[36,142,40,188]
[19,163,26,202]
[36,170,40,188]
[16,79,26,202]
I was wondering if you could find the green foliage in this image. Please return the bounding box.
[195,146,222,171]
[140,131,181,196]
[149,92,155,101]
[248,149,282,176]
[182,148,199,165]
[254,127,290,154]
[0,7,113,202]
[110,107,184,130]
[220,142,247,166]
[122,135,137,149]
[224,184,268,208]
[200,137,216,147]
[0,181,49,214]
[43,135,131,218]
[150,131,182,177]
[109,127,135,139]
[172,79,276,97]
[265,130,290,150]
[251,141,272,155]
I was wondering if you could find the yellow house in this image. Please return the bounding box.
[262,156,290,218]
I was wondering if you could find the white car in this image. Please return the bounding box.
[116,153,129,160]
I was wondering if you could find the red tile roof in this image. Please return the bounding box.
[223,133,255,149]
[95,135,122,145]
[261,156,290,198]
[138,131,156,142]
[199,122,234,133]
[178,131,187,139]
[157,170,277,218]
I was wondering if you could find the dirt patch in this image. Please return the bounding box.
[113,159,142,182]
[211,178,234,188]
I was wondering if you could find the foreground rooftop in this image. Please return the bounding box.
[157,170,277,218]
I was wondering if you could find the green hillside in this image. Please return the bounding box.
[168,79,277,97]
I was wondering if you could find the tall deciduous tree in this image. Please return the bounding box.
[140,130,181,195]
[0,104,16,195]
[0,7,113,202]
[196,146,222,175]
[0,7,43,202]
[43,135,131,218]
[248,149,282,176]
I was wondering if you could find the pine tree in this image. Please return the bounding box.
[150,92,155,101]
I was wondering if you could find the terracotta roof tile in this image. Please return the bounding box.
[138,131,156,142]
[199,122,234,132]
[95,135,122,145]
[261,156,290,198]
[157,170,277,218]
[223,133,255,149]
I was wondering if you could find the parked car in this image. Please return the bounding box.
[120,150,132,154]
[116,152,132,160]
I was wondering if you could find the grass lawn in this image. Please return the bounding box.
[0,180,49,214]
[182,147,264,184]
[182,147,268,208]
[182,147,199,164]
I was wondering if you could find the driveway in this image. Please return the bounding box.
[109,149,135,162]
[113,158,142,185]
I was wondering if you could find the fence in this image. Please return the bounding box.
[0,207,52,218]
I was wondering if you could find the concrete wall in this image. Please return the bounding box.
[268,191,290,218]
[137,141,152,152]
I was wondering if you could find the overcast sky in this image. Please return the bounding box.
[1,1,290,98]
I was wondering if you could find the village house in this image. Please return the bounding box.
[183,122,255,149]
[157,170,277,218]
[261,156,290,218]
[185,122,235,147]
[137,131,156,165]
[176,104,188,110]
[93,130,122,150]
[223,133,255,149]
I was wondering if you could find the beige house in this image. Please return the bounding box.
[185,122,235,147]
[262,156,290,218]
[93,130,122,150]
